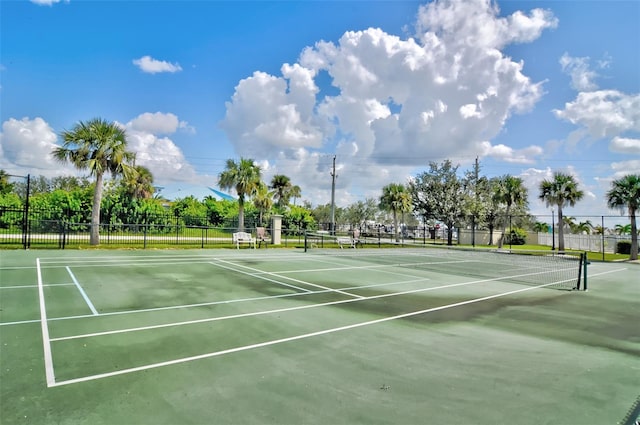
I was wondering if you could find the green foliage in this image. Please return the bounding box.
[616,240,632,255]
[0,193,23,228]
[283,205,316,233]
[218,157,262,230]
[410,160,463,245]
[171,196,208,226]
[505,227,527,245]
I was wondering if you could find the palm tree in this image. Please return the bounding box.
[575,220,593,235]
[123,165,155,199]
[614,223,632,235]
[53,118,135,245]
[494,175,528,248]
[269,174,292,208]
[379,183,412,243]
[533,221,548,233]
[607,174,640,260]
[253,182,273,226]
[290,185,302,206]
[539,172,584,252]
[563,216,578,233]
[218,158,262,231]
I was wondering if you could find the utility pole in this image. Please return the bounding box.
[472,156,479,247]
[330,155,336,235]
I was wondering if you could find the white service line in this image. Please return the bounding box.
[50,278,567,388]
[36,258,56,387]
[66,267,99,316]
[0,283,74,289]
[210,259,310,293]
[215,259,364,299]
[49,267,575,342]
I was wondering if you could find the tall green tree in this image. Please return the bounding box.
[410,160,463,245]
[493,175,528,248]
[607,174,640,260]
[218,158,262,231]
[269,174,293,208]
[345,198,378,231]
[539,172,584,252]
[379,183,412,243]
[52,118,135,245]
[253,182,273,226]
[123,165,155,200]
[290,185,302,206]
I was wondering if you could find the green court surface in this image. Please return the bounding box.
[0,248,638,425]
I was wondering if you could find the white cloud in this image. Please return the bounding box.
[476,141,543,164]
[220,0,557,200]
[30,0,67,5]
[610,159,640,178]
[520,166,600,216]
[559,53,599,91]
[132,56,182,74]
[610,137,640,154]
[123,114,199,185]
[128,112,194,135]
[0,117,68,175]
[553,90,640,139]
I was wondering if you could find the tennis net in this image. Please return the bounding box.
[304,232,586,291]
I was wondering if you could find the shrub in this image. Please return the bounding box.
[505,227,527,245]
[616,240,632,255]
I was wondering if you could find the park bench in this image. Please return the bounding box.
[336,236,356,249]
[232,231,256,249]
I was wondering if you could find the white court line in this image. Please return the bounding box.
[36,258,56,387]
[215,259,364,299]
[2,274,434,327]
[49,266,576,342]
[268,258,474,276]
[50,277,572,388]
[1,283,74,289]
[5,262,612,328]
[210,260,311,293]
[66,267,99,316]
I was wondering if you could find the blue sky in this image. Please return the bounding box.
[1,0,638,218]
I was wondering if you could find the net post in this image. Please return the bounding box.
[583,251,588,291]
[575,252,583,290]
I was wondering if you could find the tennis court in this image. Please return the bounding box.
[0,247,638,424]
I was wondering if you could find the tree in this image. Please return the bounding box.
[253,182,273,226]
[563,216,578,233]
[410,160,464,245]
[0,170,14,195]
[345,198,378,231]
[123,165,155,200]
[290,185,302,206]
[269,174,292,208]
[539,172,584,252]
[607,174,640,260]
[218,158,262,231]
[52,118,135,245]
[533,221,548,232]
[575,220,593,235]
[379,183,412,243]
[614,223,632,235]
[493,175,528,248]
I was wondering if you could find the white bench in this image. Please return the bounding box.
[233,232,255,249]
[336,236,356,249]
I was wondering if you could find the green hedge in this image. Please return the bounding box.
[616,240,632,255]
